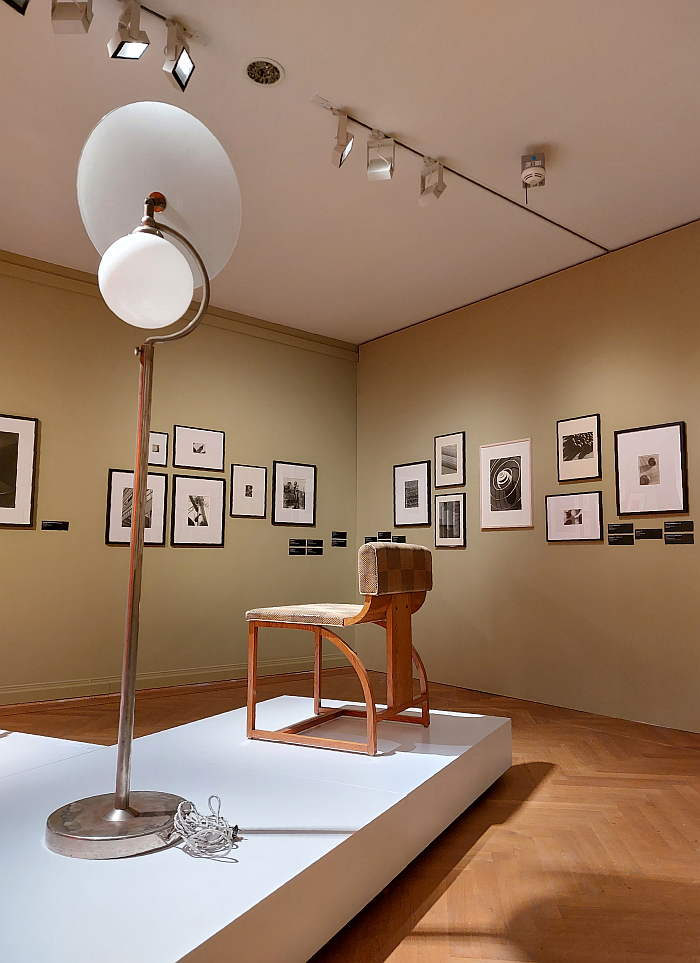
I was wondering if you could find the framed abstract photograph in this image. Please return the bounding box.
[148,431,168,467]
[614,422,687,516]
[480,438,532,529]
[435,492,466,547]
[171,475,226,546]
[394,461,431,527]
[272,461,316,526]
[173,425,225,472]
[106,469,168,546]
[230,464,267,518]
[434,431,465,488]
[0,414,38,527]
[545,491,603,542]
[557,414,601,482]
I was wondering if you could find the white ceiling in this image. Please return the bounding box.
[2,0,700,343]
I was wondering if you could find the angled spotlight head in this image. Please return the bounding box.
[163,20,195,92]
[367,131,395,181]
[108,1,149,60]
[419,158,446,207]
[3,0,30,13]
[331,111,353,168]
[51,0,93,33]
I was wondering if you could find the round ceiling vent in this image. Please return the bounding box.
[245,59,285,86]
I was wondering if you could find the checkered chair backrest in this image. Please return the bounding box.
[358,543,432,596]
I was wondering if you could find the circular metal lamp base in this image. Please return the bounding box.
[46,791,185,859]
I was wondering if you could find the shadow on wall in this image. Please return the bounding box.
[309,761,555,963]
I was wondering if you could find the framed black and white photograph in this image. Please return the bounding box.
[394,461,431,527]
[557,414,601,482]
[106,469,168,546]
[272,461,316,526]
[480,438,532,529]
[230,464,267,518]
[148,431,168,467]
[0,413,39,527]
[545,491,603,542]
[435,492,466,547]
[171,475,226,546]
[614,422,688,516]
[173,425,225,472]
[434,431,465,488]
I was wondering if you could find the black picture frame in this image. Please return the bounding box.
[173,424,225,472]
[0,413,39,528]
[230,464,267,518]
[148,431,169,467]
[556,413,601,482]
[394,461,431,527]
[105,469,168,546]
[434,431,466,488]
[3,0,30,13]
[271,461,317,526]
[171,474,226,546]
[435,492,466,547]
[545,491,603,542]
[614,421,688,516]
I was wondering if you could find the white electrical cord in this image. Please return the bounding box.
[173,795,238,858]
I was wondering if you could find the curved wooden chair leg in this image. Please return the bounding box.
[411,645,430,727]
[320,627,377,754]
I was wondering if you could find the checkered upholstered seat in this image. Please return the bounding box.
[245,603,364,627]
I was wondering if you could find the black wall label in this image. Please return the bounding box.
[331,539,347,547]
[609,534,634,545]
[392,535,407,543]
[665,533,694,544]
[289,538,307,547]
[307,546,323,556]
[664,520,694,533]
[377,531,392,541]
[365,536,377,543]
[307,539,323,548]
[635,529,663,540]
[608,523,633,535]
[289,546,306,556]
[332,531,347,540]
[41,520,69,531]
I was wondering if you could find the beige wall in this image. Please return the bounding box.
[357,222,700,734]
[0,253,358,704]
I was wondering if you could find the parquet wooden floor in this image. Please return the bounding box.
[1,671,699,962]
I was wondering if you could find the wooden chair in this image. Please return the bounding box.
[246,542,432,755]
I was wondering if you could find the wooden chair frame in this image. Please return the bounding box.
[247,591,430,755]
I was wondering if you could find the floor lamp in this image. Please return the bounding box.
[46,102,241,858]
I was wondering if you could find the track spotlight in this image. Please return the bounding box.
[51,0,93,33]
[419,158,446,206]
[367,130,395,181]
[163,19,194,91]
[3,0,29,12]
[331,110,353,168]
[108,1,149,60]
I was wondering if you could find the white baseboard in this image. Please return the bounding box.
[0,653,348,706]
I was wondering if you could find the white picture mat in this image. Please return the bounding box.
[557,415,600,481]
[231,465,266,517]
[273,462,316,525]
[434,432,465,487]
[546,492,602,541]
[0,415,36,526]
[107,471,167,544]
[435,493,466,547]
[172,476,225,544]
[394,462,430,526]
[480,439,532,529]
[148,431,168,467]
[173,426,224,471]
[616,424,685,514]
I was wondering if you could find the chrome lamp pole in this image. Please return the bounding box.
[46,193,211,859]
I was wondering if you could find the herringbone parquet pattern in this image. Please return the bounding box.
[1,672,698,962]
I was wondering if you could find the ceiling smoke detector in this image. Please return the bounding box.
[245,59,285,86]
[521,152,545,188]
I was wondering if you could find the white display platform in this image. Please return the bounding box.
[0,697,511,963]
[0,729,99,779]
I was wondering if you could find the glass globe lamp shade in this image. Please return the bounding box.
[98,232,194,328]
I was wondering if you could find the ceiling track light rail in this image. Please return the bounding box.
[312,96,609,253]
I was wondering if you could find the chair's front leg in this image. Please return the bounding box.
[247,622,259,736]
[313,626,322,715]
